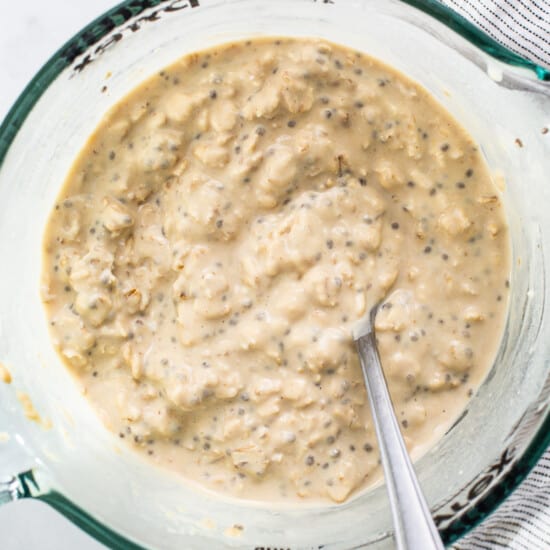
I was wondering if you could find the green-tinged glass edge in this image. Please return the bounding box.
[15,471,144,549]
[1,0,549,548]
[440,411,550,544]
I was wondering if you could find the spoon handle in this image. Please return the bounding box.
[356,328,445,550]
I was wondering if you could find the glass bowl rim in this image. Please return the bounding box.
[1,1,549,548]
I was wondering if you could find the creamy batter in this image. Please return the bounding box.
[42,38,509,503]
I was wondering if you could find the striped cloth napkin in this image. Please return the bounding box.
[439,1,550,548]
[441,0,550,68]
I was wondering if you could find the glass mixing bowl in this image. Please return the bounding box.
[1,1,549,548]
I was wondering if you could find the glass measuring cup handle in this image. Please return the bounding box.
[0,427,37,506]
[0,471,37,506]
[0,476,20,505]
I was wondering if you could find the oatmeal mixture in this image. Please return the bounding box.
[42,38,509,503]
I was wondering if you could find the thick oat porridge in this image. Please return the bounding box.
[42,38,510,503]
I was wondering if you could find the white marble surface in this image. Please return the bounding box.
[0,5,114,548]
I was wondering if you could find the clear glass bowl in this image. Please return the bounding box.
[0,1,549,549]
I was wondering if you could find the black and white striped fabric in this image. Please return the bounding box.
[438,2,550,547]
[453,454,550,549]
[441,0,550,68]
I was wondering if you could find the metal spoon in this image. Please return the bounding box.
[355,304,445,550]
